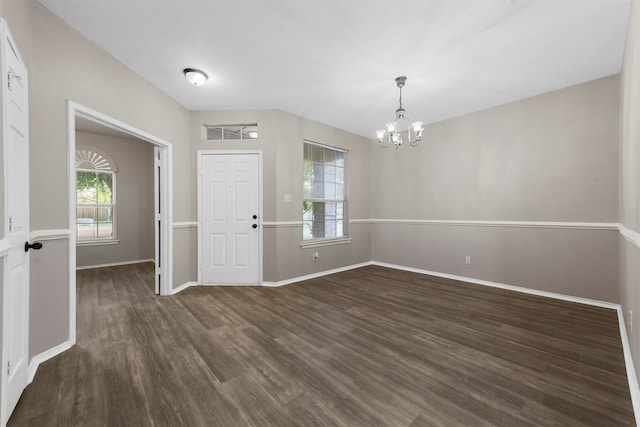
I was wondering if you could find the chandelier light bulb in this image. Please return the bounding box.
[386,122,396,132]
[412,121,424,133]
[376,129,386,139]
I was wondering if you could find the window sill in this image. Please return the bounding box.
[300,237,352,248]
[77,239,120,247]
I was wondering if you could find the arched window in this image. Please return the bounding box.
[75,147,117,242]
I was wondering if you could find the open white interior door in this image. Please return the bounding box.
[153,146,163,295]
[1,19,30,425]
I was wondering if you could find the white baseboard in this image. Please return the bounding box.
[616,306,640,425]
[171,281,197,295]
[76,258,154,271]
[371,261,619,310]
[28,340,73,383]
[262,262,372,287]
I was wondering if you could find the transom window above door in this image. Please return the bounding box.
[75,147,118,244]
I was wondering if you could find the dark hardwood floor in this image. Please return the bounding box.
[8,263,635,426]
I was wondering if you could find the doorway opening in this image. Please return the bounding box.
[67,101,173,346]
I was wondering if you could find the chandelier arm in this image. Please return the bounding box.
[378,135,391,148]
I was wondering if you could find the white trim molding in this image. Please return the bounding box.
[28,340,72,383]
[76,239,120,247]
[300,237,352,248]
[171,281,197,295]
[371,261,619,309]
[173,221,197,229]
[354,218,619,230]
[263,262,371,287]
[76,259,154,271]
[0,238,11,257]
[29,229,71,241]
[262,221,303,228]
[616,306,640,425]
[619,223,640,249]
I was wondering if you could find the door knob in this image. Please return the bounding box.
[252,215,257,219]
[25,241,43,252]
[252,224,257,229]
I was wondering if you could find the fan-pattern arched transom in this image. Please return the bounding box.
[75,147,117,171]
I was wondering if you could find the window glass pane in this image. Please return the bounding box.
[77,171,97,204]
[76,207,97,240]
[335,151,345,167]
[324,148,336,165]
[336,202,344,219]
[324,182,336,199]
[96,172,113,204]
[303,201,313,220]
[325,202,336,218]
[98,206,113,238]
[325,165,336,183]
[313,163,324,182]
[311,145,324,163]
[303,160,313,198]
[312,182,324,198]
[303,221,313,240]
[336,167,344,184]
[324,220,337,238]
[206,127,224,140]
[337,220,343,236]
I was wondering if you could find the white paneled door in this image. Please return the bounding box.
[199,153,261,285]
[2,20,30,424]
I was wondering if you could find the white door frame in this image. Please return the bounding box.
[197,150,263,285]
[67,101,174,346]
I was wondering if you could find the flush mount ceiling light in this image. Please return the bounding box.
[183,68,208,86]
[376,76,424,150]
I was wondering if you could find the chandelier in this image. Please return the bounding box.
[376,76,424,150]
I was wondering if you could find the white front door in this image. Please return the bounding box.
[199,153,261,284]
[1,20,30,424]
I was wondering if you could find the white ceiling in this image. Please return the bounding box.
[38,0,631,138]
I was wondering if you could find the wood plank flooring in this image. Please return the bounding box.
[8,263,635,426]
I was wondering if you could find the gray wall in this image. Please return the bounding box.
[190,109,372,283]
[0,0,190,360]
[620,0,640,379]
[75,131,155,268]
[372,76,620,302]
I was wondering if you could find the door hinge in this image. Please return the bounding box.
[9,215,14,232]
[7,359,11,376]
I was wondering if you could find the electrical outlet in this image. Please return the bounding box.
[312,252,319,262]
[465,256,471,265]
[630,310,633,332]
[284,194,292,203]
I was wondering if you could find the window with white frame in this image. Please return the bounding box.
[303,141,346,240]
[75,148,117,242]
